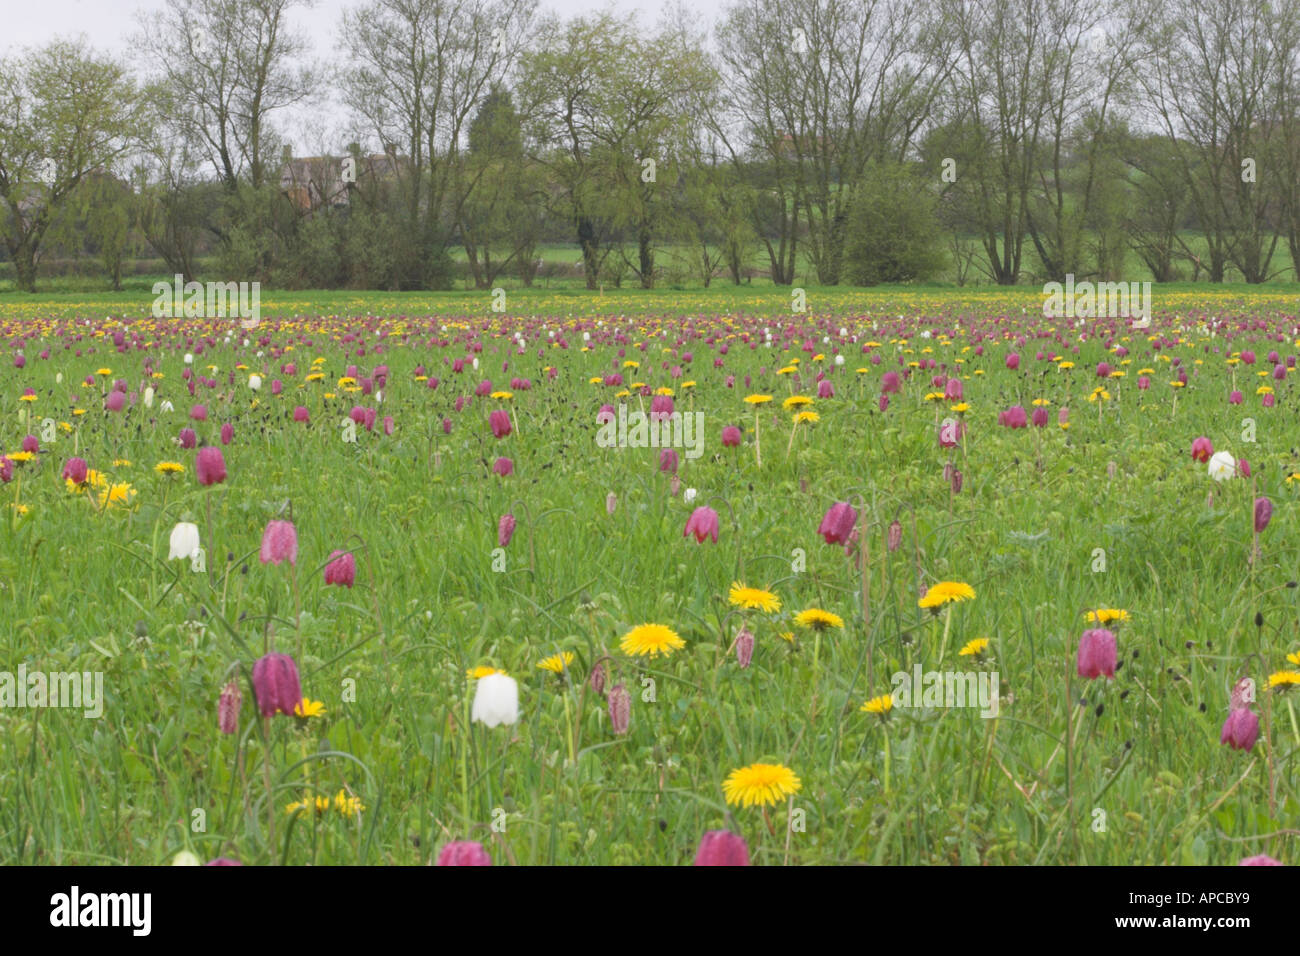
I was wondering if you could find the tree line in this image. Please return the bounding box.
[1,0,1298,293]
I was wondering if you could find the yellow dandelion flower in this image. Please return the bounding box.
[1268,670,1300,691]
[294,698,326,717]
[778,631,795,643]
[7,452,34,463]
[1031,398,1051,406]
[728,583,781,613]
[860,694,894,715]
[794,410,820,424]
[782,395,813,410]
[918,581,976,609]
[18,394,36,402]
[744,394,773,405]
[620,623,686,658]
[1084,608,1129,625]
[959,638,990,657]
[154,461,185,475]
[537,651,576,674]
[722,762,802,808]
[490,391,514,400]
[950,402,970,413]
[794,608,844,631]
[98,483,136,509]
[1286,651,1300,667]
[467,665,505,680]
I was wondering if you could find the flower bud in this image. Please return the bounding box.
[436,841,492,866]
[608,682,631,735]
[887,519,902,553]
[693,830,750,866]
[735,628,754,669]
[218,680,241,734]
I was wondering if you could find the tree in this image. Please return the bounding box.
[343,0,536,289]
[842,162,945,285]
[0,39,144,292]
[1133,0,1292,282]
[458,86,543,287]
[137,0,318,282]
[1121,132,1192,282]
[519,11,713,289]
[76,172,136,290]
[139,0,318,192]
[716,0,951,285]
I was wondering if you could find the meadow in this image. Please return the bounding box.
[1,284,1299,866]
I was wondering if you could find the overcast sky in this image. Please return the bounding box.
[2,0,720,52]
[4,0,724,152]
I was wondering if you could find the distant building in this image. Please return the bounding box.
[277,152,406,213]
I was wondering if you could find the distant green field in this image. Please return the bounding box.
[3,231,1297,296]
[0,282,1297,322]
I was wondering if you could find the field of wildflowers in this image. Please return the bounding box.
[2,286,1299,866]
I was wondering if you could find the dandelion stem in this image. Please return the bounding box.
[461,684,471,830]
[562,691,576,767]
[882,728,891,794]
[937,607,953,663]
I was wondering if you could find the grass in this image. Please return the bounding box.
[1,286,1298,865]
